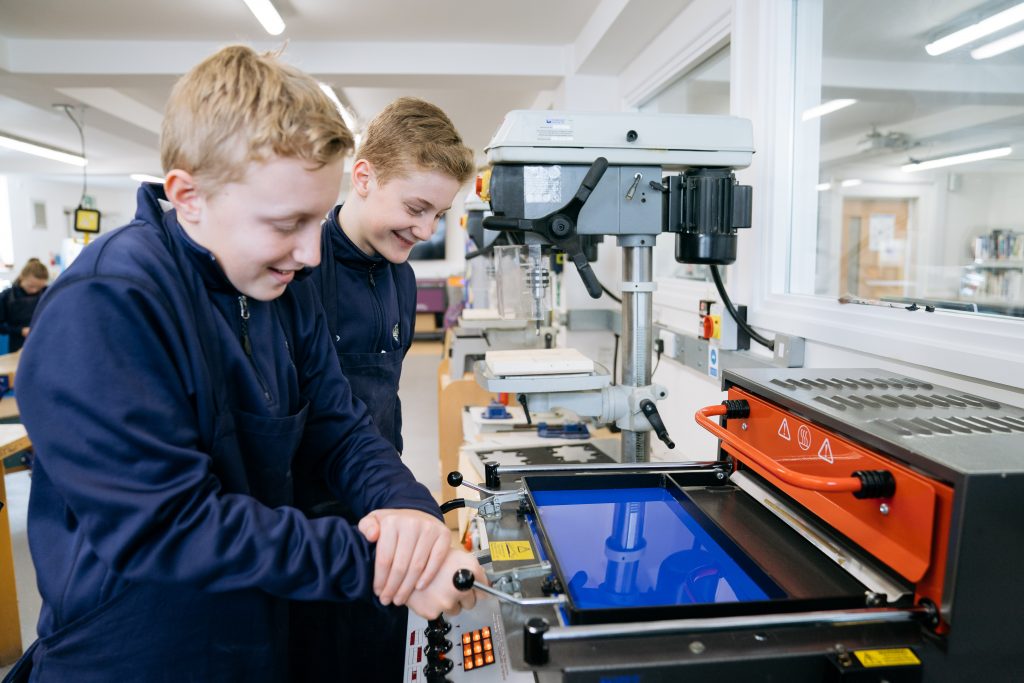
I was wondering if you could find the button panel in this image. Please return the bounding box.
[460,628,496,671]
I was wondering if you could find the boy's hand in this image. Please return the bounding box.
[357,508,450,606]
[405,549,487,620]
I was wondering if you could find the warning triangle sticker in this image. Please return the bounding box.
[778,418,791,441]
[818,438,834,464]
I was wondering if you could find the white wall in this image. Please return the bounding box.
[1,175,137,281]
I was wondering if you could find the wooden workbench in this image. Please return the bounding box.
[0,424,28,664]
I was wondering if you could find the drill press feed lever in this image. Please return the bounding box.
[483,157,609,298]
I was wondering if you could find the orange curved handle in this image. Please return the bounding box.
[696,404,863,493]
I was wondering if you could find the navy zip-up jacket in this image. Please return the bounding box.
[16,184,439,676]
[311,206,416,452]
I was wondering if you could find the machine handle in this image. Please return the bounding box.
[695,404,865,493]
[481,216,530,232]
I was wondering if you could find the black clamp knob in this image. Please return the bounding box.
[640,399,675,449]
[483,157,609,299]
[423,657,454,683]
[523,617,550,665]
[447,471,463,487]
[453,568,475,592]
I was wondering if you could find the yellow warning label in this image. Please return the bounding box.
[854,648,921,668]
[490,540,534,561]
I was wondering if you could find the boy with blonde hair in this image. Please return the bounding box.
[7,47,481,683]
[294,97,474,682]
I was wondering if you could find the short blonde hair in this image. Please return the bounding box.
[358,97,474,186]
[161,45,353,191]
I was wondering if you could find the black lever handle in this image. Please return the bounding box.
[453,568,475,592]
[640,399,675,449]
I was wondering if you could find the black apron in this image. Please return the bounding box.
[6,215,309,683]
[288,225,409,683]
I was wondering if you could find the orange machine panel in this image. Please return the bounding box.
[723,388,951,585]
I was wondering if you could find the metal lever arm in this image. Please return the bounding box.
[483,157,609,299]
[640,399,675,449]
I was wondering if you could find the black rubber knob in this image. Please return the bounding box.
[523,617,550,665]
[626,129,638,142]
[447,471,463,487]
[453,568,475,591]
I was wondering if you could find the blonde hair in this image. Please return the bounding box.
[16,258,49,286]
[358,97,474,186]
[161,45,354,191]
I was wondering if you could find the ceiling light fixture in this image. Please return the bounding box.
[900,146,1012,172]
[242,0,285,36]
[925,2,1024,56]
[130,173,165,184]
[802,99,857,122]
[971,27,1024,58]
[0,132,87,167]
[816,182,832,192]
[318,83,358,132]
[840,179,863,187]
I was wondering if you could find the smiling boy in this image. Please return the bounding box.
[7,47,481,683]
[293,97,474,682]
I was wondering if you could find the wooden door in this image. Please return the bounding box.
[840,199,911,300]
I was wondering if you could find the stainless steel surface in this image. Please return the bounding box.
[543,606,926,642]
[620,245,653,463]
[494,461,719,475]
[722,367,1024,478]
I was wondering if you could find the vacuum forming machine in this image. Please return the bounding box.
[407,367,1024,682]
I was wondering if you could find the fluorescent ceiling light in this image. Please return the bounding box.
[840,179,863,187]
[318,83,358,132]
[0,133,87,167]
[242,0,285,36]
[816,182,832,192]
[901,146,1012,172]
[130,173,165,184]
[971,28,1024,58]
[802,99,856,121]
[925,2,1024,56]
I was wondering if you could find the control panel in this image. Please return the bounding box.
[404,595,533,682]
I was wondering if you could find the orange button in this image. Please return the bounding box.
[464,659,474,671]
[462,633,472,644]
[475,655,484,667]
[485,652,494,664]
[482,627,491,638]
[472,631,481,641]
[463,646,472,658]
[473,643,482,654]
[483,640,492,651]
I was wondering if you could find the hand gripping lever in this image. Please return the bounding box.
[482,157,609,299]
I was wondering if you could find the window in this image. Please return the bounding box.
[793,0,1024,318]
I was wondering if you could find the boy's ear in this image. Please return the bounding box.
[350,159,374,198]
[164,170,203,224]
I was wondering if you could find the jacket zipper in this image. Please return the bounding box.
[367,264,386,351]
[238,295,271,400]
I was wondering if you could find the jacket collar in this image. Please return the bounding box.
[324,204,387,272]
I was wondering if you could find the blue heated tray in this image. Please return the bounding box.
[524,473,848,624]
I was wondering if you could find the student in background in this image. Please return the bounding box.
[293,97,474,682]
[0,258,49,352]
[6,46,481,683]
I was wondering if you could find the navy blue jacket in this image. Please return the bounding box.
[16,184,439,681]
[311,206,416,453]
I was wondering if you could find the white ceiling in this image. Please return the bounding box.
[1,0,1024,184]
[0,0,690,183]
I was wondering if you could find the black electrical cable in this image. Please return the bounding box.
[59,105,88,206]
[611,332,619,386]
[600,280,621,304]
[709,264,775,351]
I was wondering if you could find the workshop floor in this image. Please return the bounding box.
[0,341,445,674]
